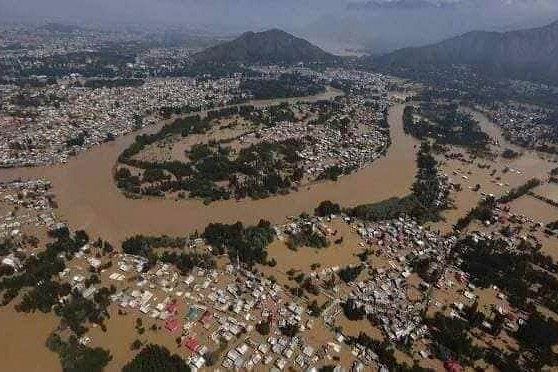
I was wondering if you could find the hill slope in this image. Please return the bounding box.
[193,29,336,65]
[372,20,558,83]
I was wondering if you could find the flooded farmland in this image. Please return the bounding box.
[0,100,418,244]
[431,109,558,232]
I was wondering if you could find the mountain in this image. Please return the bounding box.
[192,29,337,65]
[303,0,558,54]
[372,20,558,83]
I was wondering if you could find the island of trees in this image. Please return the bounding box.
[403,103,490,151]
[114,97,385,204]
[240,73,326,99]
[115,103,302,202]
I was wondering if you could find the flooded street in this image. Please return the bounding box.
[0,100,418,243]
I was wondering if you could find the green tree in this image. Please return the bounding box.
[47,334,112,372]
[314,200,341,217]
[122,344,190,372]
[256,321,271,336]
[412,141,441,210]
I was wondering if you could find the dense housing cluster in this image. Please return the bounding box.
[0,179,59,240]
[486,103,558,153]
[344,218,456,341]
[0,77,239,167]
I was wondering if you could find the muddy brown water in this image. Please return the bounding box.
[0,304,60,372]
[430,109,558,232]
[0,94,418,244]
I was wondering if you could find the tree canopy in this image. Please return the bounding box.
[122,344,190,372]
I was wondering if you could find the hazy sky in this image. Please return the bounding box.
[2,0,340,26]
[2,0,558,52]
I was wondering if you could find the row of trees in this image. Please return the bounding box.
[286,228,329,251]
[346,332,431,372]
[454,178,541,231]
[46,333,112,372]
[121,219,276,270]
[122,235,187,256]
[317,165,348,181]
[202,220,275,267]
[54,286,116,336]
[314,200,341,217]
[498,178,541,203]
[411,141,445,213]
[349,141,446,223]
[121,235,215,274]
[122,344,190,372]
[454,196,496,231]
[338,265,363,283]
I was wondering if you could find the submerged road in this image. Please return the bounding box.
[0,97,418,243]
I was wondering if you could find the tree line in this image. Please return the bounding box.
[240,73,325,99]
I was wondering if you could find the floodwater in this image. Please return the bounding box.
[0,99,418,244]
[433,109,558,232]
[509,196,558,224]
[3,100,551,370]
[0,304,60,372]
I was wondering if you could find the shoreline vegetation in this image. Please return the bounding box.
[348,141,450,225]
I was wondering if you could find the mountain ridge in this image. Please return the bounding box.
[371,19,558,83]
[192,29,337,65]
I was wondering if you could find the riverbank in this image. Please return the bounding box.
[0,100,418,243]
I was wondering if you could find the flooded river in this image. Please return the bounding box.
[0,92,418,243]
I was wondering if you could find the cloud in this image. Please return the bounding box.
[346,0,458,11]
